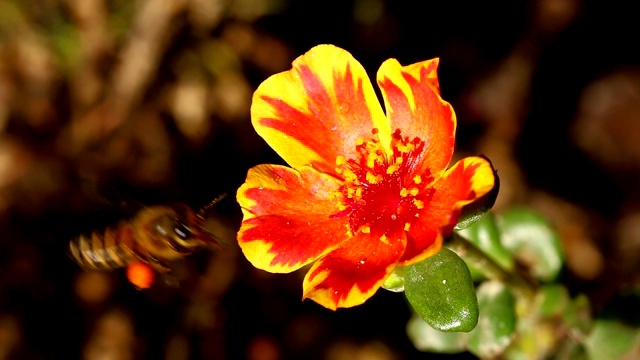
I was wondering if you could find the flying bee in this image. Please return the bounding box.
[68,195,225,276]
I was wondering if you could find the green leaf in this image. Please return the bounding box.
[564,293,592,335]
[503,313,561,360]
[584,292,640,360]
[554,342,589,360]
[496,208,564,282]
[404,248,479,332]
[468,281,516,358]
[585,319,640,360]
[536,284,570,318]
[457,212,515,276]
[381,266,405,292]
[406,312,468,353]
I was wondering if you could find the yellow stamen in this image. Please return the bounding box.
[413,199,424,209]
[344,169,357,183]
[400,188,409,197]
[356,138,364,146]
[395,157,403,164]
[409,188,419,196]
[361,226,371,234]
[367,153,378,169]
[336,155,346,166]
[404,222,411,231]
[345,224,353,237]
[386,164,398,175]
[413,175,422,184]
[366,172,378,184]
[397,143,415,153]
[366,141,380,152]
[379,234,389,244]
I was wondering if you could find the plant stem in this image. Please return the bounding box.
[447,232,536,301]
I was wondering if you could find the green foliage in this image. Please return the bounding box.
[496,207,564,282]
[381,266,405,292]
[405,280,517,357]
[404,207,640,359]
[584,292,640,360]
[467,281,517,358]
[406,313,468,353]
[585,320,640,360]
[457,212,515,279]
[536,284,570,317]
[404,248,479,332]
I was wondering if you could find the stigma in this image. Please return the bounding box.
[332,128,434,241]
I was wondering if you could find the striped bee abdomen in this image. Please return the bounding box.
[68,225,136,270]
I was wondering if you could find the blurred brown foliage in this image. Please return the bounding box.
[1,0,639,359]
[0,0,290,358]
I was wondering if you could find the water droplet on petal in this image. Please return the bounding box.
[442,279,447,284]
[359,259,366,265]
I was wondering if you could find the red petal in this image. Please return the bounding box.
[251,45,388,175]
[399,156,496,265]
[377,58,456,179]
[302,231,406,310]
[237,164,350,272]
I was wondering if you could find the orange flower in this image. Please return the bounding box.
[237,45,496,310]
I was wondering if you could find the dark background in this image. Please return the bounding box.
[1,0,639,358]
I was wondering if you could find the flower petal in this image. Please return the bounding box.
[399,156,496,265]
[251,44,388,175]
[377,57,456,178]
[302,231,406,310]
[237,164,350,273]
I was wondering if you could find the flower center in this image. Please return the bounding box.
[331,128,434,242]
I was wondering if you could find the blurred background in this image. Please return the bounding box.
[1,0,639,358]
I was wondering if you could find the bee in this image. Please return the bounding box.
[68,195,224,275]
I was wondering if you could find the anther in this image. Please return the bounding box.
[366,172,378,184]
[379,234,388,244]
[413,199,425,209]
